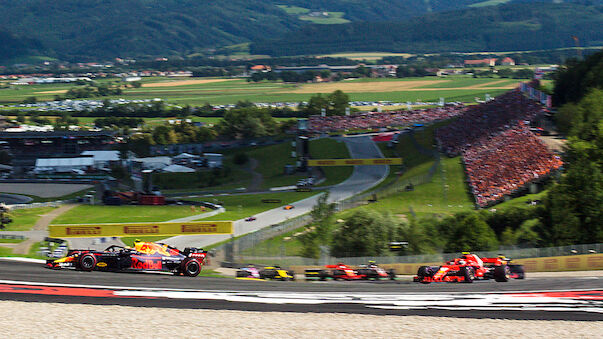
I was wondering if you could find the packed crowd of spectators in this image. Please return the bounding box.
[435,90,545,156]
[463,127,563,207]
[433,89,561,207]
[308,104,466,133]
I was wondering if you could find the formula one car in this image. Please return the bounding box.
[305,263,363,281]
[235,265,261,279]
[46,240,208,277]
[244,216,257,222]
[356,261,396,280]
[414,252,525,284]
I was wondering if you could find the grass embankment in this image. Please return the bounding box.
[51,205,205,224]
[191,191,321,221]
[3,206,57,231]
[309,138,353,187]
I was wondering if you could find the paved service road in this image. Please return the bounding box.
[163,135,388,249]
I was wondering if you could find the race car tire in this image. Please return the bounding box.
[509,264,525,279]
[236,270,248,278]
[460,266,475,283]
[289,271,296,281]
[320,271,328,281]
[388,269,396,280]
[494,265,510,282]
[417,266,433,284]
[78,254,97,271]
[182,259,201,277]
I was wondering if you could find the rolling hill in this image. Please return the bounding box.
[251,3,603,56]
[0,0,601,62]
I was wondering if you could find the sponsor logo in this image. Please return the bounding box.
[65,226,101,236]
[131,257,162,270]
[316,160,336,165]
[261,199,282,203]
[181,224,217,233]
[96,262,108,267]
[123,225,159,234]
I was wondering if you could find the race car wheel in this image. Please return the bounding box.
[319,271,328,281]
[494,265,510,282]
[236,270,248,278]
[509,264,525,279]
[78,254,97,271]
[182,259,201,277]
[460,266,475,283]
[417,266,433,284]
[388,269,396,280]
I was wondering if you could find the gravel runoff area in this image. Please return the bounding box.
[0,183,92,198]
[1,301,600,338]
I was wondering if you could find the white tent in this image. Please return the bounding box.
[35,157,94,173]
[173,152,197,160]
[162,164,195,173]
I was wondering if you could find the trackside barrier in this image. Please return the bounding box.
[287,254,603,274]
[49,221,234,238]
[238,243,603,272]
[9,200,77,210]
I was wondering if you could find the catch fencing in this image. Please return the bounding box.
[234,243,603,268]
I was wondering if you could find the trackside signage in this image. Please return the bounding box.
[307,158,402,166]
[49,221,234,238]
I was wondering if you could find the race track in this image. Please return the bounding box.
[1,259,601,321]
[163,135,388,248]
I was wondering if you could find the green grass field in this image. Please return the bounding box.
[191,191,321,221]
[4,206,57,231]
[51,205,206,224]
[309,138,353,187]
[0,76,519,106]
[300,12,350,24]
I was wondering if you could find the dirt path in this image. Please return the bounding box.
[11,204,78,254]
[244,158,263,192]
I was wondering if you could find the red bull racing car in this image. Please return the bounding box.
[414,252,525,284]
[46,240,208,277]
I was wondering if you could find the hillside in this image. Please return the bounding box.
[252,3,603,56]
[0,0,601,62]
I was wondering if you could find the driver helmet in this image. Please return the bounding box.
[458,259,466,265]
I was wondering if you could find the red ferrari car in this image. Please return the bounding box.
[46,240,208,277]
[305,263,363,281]
[414,252,525,284]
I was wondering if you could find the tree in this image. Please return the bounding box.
[304,94,328,116]
[439,212,499,253]
[22,96,36,104]
[299,193,336,259]
[327,90,349,116]
[331,209,400,257]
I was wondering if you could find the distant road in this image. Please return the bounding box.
[163,135,388,249]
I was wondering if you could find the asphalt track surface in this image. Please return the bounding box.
[1,259,602,321]
[163,135,388,248]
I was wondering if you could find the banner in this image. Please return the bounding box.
[49,221,234,238]
[308,158,402,166]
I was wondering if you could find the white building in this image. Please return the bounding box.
[34,157,94,173]
[81,150,120,168]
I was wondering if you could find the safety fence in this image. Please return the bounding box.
[233,243,603,269]
[8,200,76,210]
